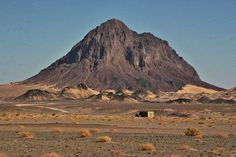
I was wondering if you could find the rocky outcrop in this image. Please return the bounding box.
[15,89,57,101]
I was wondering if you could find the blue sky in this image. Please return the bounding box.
[0,0,235,88]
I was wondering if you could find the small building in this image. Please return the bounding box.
[136,111,155,118]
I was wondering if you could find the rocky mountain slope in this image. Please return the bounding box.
[24,19,221,92]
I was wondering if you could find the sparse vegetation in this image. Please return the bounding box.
[0,153,7,157]
[79,128,92,137]
[89,128,100,134]
[184,128,201,136]
[198,121,204,124]
[96,136,112,143]
[42,152,62,157]
[180,144,198,152]
[0,98,235,156]
[18,125,25,129]
[18,131,34,139]
[51,127,64,133]
[170,154,181,157]
[208,147,225,155]
[111,128,117,132]
[111,149,124,156]
[180,144,191,150]
[218,132,229,139]
[139,143,155,152]
[0,112,7,117]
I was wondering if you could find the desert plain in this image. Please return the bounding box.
[0,98,236,157]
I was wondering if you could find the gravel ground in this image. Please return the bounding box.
[0,131,236,157]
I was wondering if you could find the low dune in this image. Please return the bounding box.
[177,84,218,94]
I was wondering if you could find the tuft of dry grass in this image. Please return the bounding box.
[170,154,181,157]
[111,128,117,132]
[195,134,203,140]
[218,132,229,139]
[181,144,191,150]
[184,128,201,136]
[198,121,204,125]
[208,147,225,155]
[51,127,64,133]
[180,144,198,152]
[111,149,124,156]
[42,152,62,157]
[0,153,8,157]
[139,143,156,152]
[79,128,92,137]
[96,136,112,143]
[18,131,34,139]
[18,125,26,129]
[89,128,100,134]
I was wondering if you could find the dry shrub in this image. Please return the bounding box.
[0,112,7,117]
[79,128,92,137]
[184,128,201,136]
[96,136,112,143]
[180,144,198,152]
[208,147,225,155]
[199,116,206,121]
[51,127,64,133]
[18,131,34,139]
[181,144,190,150]
[195,138,203,143]
[170,154,181,157]
[18,125,26,129]
[195,133,203,139]
[139,143,155,152]
[89,128,100,134]
[111,149,124,156]
[42,152,62,157]
[198,121,204,125]
[111,128,117,132]
[0,153,7,157]
[218,132,229,139]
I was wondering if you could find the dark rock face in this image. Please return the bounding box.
[15,89,57,101]
[25,19,221,92]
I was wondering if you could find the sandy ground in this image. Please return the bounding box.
[0,100,236,157]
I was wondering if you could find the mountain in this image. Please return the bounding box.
[24,19,222,92]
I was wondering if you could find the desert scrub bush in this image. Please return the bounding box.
[139,143,155,152]
[111,128,117,132]
[51,127,64,133]
[0,112,7,117]
[18,131,34,139]
[42,152,62,157]
[218,132,229,139]
[198,121,204,125]
[111,149,124,156]
[208,147,225,155]
[0,153,8,157]
[184,128,201,136]
[89,128,100,134]
[180,144,190,150]
[96,136,112,143]
[199,116,206,121]
[180,144,198,152]
[18,125,26,129]
[170,154,181,157]
[79,128,92,137]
